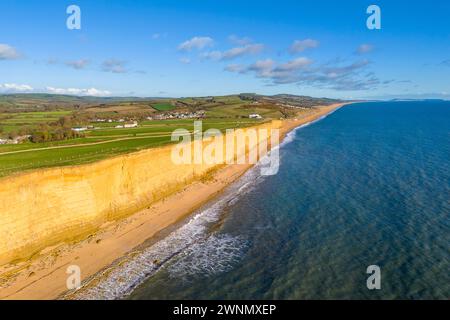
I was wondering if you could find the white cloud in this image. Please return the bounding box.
[179,57,191,64]
[225,57,377,90]
[0,84,112,96]
[0,44,20,60]
[224,64,245,73]
[0,83,33,93]
[178,36,214,51]
[101,59,127,73]
[229,57,310,78]
[228,35,252,46]
[356,44,374,54]
[65,59,90,70]
[46,87,111,96]
[274,57,312,71]
[246,59,276,77]
[289,39,319,53]
[202,43,264,61]
[222,44,264,60]
[201,50,223,60]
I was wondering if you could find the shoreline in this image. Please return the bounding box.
[0,102,347,300]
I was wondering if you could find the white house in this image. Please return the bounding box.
[249,113,262,119]
[72,127,88,132]
[124,122,138,128]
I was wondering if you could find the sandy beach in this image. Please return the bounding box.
[0,103,346,300]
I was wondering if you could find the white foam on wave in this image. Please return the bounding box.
[64,162,262,300]
[167,234,249,281]
[64,108,341,300]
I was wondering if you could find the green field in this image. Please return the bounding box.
[0,118,264,177]
[206,104,283,118]
[151,103,175,111]
[0,93,339,178]
[0,110,72,133]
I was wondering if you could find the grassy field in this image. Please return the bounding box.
[206,104,283,118]
[0,111,72,133]
[151,103,175,111]
[0,93,340,178]
[0,118,264,177]
[0,136,172,177]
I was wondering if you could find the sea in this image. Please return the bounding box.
[70,101,450,300]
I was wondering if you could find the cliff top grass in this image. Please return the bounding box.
[0,93,341,178]
[0,118,265,178]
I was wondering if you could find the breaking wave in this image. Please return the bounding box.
[63,110,338,300]
[64,160,262,300]
[167,234,249,281]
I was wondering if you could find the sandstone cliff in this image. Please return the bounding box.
[0,121,280,265]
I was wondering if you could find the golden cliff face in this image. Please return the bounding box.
[0,121,281,266]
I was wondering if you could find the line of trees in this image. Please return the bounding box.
[30,115,85,143]
[0,126,32,140]
[30,126,84,143]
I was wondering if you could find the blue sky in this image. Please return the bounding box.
[0,0,449,99]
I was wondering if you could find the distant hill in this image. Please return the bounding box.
[0,93,343,113]
[238,93,341,108]
[0,94,166,112]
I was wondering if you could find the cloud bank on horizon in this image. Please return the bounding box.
[0,0,449,99]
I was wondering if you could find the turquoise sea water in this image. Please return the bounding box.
[73,101,450,300]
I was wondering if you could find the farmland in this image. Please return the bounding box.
[0,118,262,177]
[0,93,341,177]
[151,103,175,111]
[0,111,72,134]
